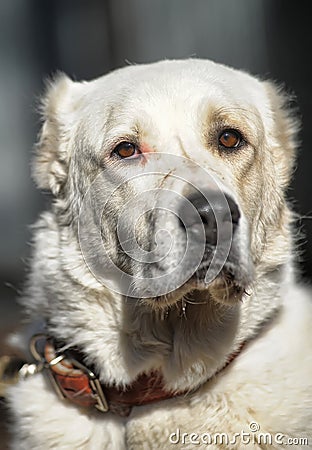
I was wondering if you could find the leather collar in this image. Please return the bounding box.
[29,335,245,417]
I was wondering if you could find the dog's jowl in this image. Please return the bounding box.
[6,59,312,449]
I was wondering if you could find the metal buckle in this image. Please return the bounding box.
[29,334,109,413]
[66,357,109,413]
[29,334,66,401]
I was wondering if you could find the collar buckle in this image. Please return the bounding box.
[30,334,109,413]
[66,357,109,413]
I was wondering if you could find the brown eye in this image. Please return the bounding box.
[218,129,242,149]
[113,142,139,159]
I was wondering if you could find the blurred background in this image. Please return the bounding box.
[0,1,312,445]
[1,0,312,334]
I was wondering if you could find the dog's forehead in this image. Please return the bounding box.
[83,59,266,124]
[71,60,269,170]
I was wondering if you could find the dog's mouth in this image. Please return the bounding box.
[141,225,253,310]
[142,262,252,311]
[136,187,254,310]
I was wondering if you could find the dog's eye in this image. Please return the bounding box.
[113,142,139,159]
[218,129,242,149]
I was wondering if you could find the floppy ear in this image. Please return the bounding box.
[32,74,82,196]
[263,81,299,189]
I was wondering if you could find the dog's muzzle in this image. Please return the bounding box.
[138,188,245,301]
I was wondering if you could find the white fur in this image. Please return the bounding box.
[8,59,312,449]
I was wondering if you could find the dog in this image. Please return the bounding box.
[7,59,312,449]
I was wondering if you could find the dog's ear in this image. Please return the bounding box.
[32,74,82,195]
[263,81,299,189]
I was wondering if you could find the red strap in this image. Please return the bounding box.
[44,341,181,416]
[44,340,245,416]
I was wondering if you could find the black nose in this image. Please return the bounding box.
[179,190,240,245]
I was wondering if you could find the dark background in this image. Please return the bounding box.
[1,0,312,332]
[0,2,311,446]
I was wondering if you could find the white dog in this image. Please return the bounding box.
[7,59,312,449]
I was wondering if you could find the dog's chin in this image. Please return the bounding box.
[141,281,197,311]
[141,266,251,311]
[204,272,248,305]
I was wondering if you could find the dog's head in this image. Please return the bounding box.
[33,59,297,311]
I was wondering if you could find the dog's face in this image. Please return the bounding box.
[33,60,296,310]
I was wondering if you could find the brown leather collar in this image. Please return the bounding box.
[45,339,183,416]
[29,335,245,417]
